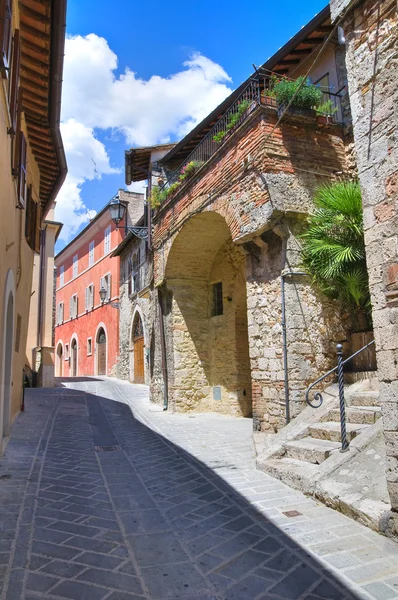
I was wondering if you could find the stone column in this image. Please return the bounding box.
[330,0,398,534]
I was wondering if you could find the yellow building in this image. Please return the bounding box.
[0,0,67,450]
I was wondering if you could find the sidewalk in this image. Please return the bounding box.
[0,377,396,599]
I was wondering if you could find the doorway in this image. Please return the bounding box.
[56,343,63,377]
[2,292,14,439]
[97,328,107,376]
[71,338,78,376]
[132,314,144,383]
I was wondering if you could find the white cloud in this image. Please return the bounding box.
[56,119,119,241]
[55,33,233,241]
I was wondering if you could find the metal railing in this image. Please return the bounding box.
[161,75,343,193]
[305,339,376,452]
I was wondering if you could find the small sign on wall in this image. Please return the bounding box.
[213,386,222,401]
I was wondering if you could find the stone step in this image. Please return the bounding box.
[323,406,381,425]
[262,457,319,489]
[283,437,341,464]
[347,391,380,407]
[308,421,369,443]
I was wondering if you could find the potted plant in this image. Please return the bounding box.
[213,99,253,143]
[315,99,338,126]
[300,181,376,371]
[268,75,323,119]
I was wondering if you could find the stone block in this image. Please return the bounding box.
[381,402,398,431]
[386,456,398,484]
[384,431,398,459]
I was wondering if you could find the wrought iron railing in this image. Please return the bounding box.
[160,75,343,194]
[305,340,376,452]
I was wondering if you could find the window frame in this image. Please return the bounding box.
[70,294,78,320]
[87,337,92,356]
[85,283,94,311]
[59,265,64,287]
[100,273,111,302]
[72,254,78,278]
[104,225,111,255]
[0,0,13,78]
[212,281,223,317]
[89,240,95,267]
[57,302,64,325]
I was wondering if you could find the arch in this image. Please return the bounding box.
[70,334,78,377]
[0,269,15,445]
[95,322,108,376]
[56,341,64,377]
[130,309,146,384]
[163,211,252,417]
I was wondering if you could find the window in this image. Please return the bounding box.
[89,240,94,266]
[57,302,64,325]
[25,185,41,252]
[65,344,69,360]
[8,29,20,135]
[16,130,26,208]
[104,226,111,255]
[73,254,78,278]
[100,274,111,302]
[87,338,92,355]
[59,265,64,287]
[15,314,21,352]
[212,282,223,316]
[85,284,94,311]
[127,258,133,296]
[0,0,12,77]
[70,294,78,319]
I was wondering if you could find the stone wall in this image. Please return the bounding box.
[330,0,398,534]
[151,105,350,427]
[116,237,151,384]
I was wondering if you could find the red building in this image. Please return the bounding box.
[54,191,144,377]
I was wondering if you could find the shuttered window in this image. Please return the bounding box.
[0,0,12,77]
[25,185,41,252]
[89,240,94,266]
[16,130,27,208]
[8,28,19,134]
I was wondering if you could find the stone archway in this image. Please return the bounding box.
[70,338,78,377]
[131,312,145,383]
[164,211,252,416]
[96,327,107,376]
[56,342,63,377]
[2,291,14,440]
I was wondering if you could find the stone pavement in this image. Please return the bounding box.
[0,379,397,599]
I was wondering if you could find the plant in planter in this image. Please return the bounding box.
[300,181,372,334]
[269,75,323,117]
[178,160,204,182]
[213,99,252,143]
[148,181,181,209]
[315,99,338,125]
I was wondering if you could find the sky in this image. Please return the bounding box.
[55,0,327,250]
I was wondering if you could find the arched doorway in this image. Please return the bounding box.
[132,313,144,383]
[96,328,107,376]
[70,338,78,376]
[56,343,63,377]
[2,291,14,439]
[164,212,252,416]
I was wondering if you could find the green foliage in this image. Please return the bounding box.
[270,75,323,109]
[148,181,181,208]
[213,99,252,143]
[315,99,338,116]
[300,181,372,331]
[179,160,203,182]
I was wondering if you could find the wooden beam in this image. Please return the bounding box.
[19,21,50,42]
[21,65,48,85]
[303,37,326,44]
[21,51,50,72]
[20,75,48,97]
[278,59,301,65]
[20,36,49,56]
[19,3,50,25]
[289,48,313,55]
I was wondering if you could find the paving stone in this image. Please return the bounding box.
[127,532,188,566]
[32,540,80,561]
[27,571,60,592]
[51,579,108,599]
[141,562,212,598]
[214,549,268,580]
[78,567,143,594]
[74,551,126,570]
[362,582,398,600]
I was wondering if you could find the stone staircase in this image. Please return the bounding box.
[282,390,381,465]
[255,379,392,532]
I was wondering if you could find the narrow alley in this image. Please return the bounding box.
[0,378,397,600]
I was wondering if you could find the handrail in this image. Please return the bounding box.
[305,339,375,409]
[305,339,376,453]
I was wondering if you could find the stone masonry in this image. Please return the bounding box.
[330,0,398,536]
[151,106,351,430]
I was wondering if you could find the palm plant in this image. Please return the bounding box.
[300,181,372,331]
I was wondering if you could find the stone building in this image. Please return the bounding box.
[125,7,354,430]
[0,0,67,450]
[330,0,398,536]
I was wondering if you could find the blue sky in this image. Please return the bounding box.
[55,0,326,250]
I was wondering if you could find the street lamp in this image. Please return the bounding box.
[108,195,149,240]
[99,286,107,303]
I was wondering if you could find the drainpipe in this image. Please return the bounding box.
[281,271,307,424]
[158,288,168,410]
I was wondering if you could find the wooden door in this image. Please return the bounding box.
[134,337,144,383]
[98,342,106,375]
[71,342,77,376]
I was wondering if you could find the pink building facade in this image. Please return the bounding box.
[54,191,144,377]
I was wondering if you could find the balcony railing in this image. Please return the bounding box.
[160,74,343,196]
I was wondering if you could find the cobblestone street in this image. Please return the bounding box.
[0,378,397,600]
